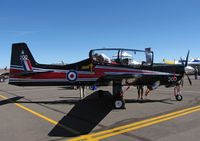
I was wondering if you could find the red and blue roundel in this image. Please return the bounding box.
[67,71,77,81]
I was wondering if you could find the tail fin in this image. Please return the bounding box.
[10,43,37,72]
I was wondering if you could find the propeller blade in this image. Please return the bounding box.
[186,74,192,85]
[185,50,190,67]
[181,78,184,87]
[179,51,192,87]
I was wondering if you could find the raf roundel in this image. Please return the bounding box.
[67,71,77,81]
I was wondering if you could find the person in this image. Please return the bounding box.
[195,66,198,79]
[137,85,144,100]
[4,66,7,71]
[100,53,111,64]
[93,53,99,61]
[93,53,102,63]
[93,53,109,64]
[145,86,152,96]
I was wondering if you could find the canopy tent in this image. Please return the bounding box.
[113,52,132,57]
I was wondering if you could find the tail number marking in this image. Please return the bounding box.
[168,76,177,82]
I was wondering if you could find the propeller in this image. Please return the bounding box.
[186,74,192,85]
[185,50,190,67]
[181,51,192,86]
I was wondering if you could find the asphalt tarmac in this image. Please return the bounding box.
[0,77,200,141]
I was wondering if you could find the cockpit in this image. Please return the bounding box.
[89,48,154,66]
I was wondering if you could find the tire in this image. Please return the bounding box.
[114,99,125,109]
[176,95,183,101]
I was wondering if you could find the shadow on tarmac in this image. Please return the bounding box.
[48,91,113,137]
[0,96,24,106]
[125,98,173,104]
[58,86,78,90]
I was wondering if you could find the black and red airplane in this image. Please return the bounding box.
[9,43,191,109]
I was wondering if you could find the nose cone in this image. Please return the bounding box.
[185,66,195,74]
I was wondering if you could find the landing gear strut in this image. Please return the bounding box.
[79,86,86,99]
[174,85,183,101]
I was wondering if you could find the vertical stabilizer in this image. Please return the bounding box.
[10,43,37,72]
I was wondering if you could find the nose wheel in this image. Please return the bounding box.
[174,85,183,101]
[176,94,183,101]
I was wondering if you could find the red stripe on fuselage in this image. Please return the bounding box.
[78,73,101,79]
[10,68,100,80]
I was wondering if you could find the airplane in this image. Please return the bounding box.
[163,57,200,65]
[163,58,197,74]
[163,58,178,64]
[180,58,200,69]
[0,66,9,82]
[9,43,192,109]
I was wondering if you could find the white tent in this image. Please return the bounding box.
[113,52,132,57]
[130,60,140,65]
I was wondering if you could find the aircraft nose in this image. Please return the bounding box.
[184,66,195,74]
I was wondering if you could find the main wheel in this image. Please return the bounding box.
[114,99,125,109]
[176,95,183,101]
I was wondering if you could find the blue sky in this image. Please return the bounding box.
[0,0,200,68]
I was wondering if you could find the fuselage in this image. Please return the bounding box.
[9,58,184,87]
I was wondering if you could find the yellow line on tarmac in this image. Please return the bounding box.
[0,94,79,135]
[68,105,200,141]
[94,107,200,140]
[1,93,199,140]
[0,94,58,124]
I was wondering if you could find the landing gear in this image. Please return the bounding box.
[174,85,183,101]
[79,86,86,99]
[113,80,125,109]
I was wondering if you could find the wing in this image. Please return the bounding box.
[103,73,142,80]
[97,73,142,85]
